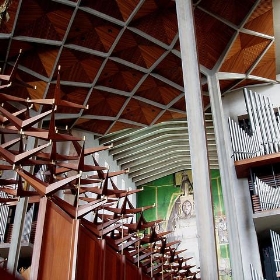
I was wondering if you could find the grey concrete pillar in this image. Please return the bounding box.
[207,73,262,279]
[175,1,219,278]
[207,73,244,279]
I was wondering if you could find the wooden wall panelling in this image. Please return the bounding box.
[104,243,125,280]
[142,272,153,280]
[37,200,79,280]
[30,197,47,280]
[76,225,105,280]
[125,259,142,280]
[234,152,280,178]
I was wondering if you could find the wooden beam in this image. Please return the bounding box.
[234,152,280,178]
[30,197,47,280]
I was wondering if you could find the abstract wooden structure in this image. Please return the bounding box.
[0,63,200,279]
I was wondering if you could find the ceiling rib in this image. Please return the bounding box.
[99,116,218,186]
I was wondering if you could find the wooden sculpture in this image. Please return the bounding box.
[0,53,199,279]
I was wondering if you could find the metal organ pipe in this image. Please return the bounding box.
[270,230,280,274]
[228,118,259,160]
[250,263,265,280]
[264,96,278,153]
[253,176,280,211]
[229,89,280,278]
[229,88,280,160]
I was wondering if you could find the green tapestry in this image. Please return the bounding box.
[137,170,232,280]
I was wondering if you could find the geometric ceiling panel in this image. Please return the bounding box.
[168,96,186,112]
[96,60,144,91]
[81,0,140,22]
[194,8,236,70]
[75,118,114,135]
[173,39,180,53]
[4,82,45,114]
[67,10,123,53]
[120,98,162,125]
[0,39,9,60]
[1,67,47,100]
[152,52,183,86]
[112,29,166,69]
[14,0,74,40]
[130,0,178,45]
[19,44,59,78]
[28,81,47,102]
[6,40,35,59]
[136,76,181,105]
[84,89,127,117]
[198,0,256,26]
[45,84,88,114]
[57,49,104,83]
[250,43,276,79]
[218,79,243,94]
[220,33,271,73]
[244,0,274,36]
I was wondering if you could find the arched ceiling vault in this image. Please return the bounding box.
[0,0,278,184]
[99,115,217,186]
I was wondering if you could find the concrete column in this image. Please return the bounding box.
[207,73,262,279]
[175,1,219,278]
[207,73,244,279]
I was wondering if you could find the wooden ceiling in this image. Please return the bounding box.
[0,0,276,135]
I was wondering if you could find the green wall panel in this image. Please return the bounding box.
[137,170,232,280]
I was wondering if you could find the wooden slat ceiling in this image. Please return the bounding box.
[0,0,277,184]
[0,0,276,136]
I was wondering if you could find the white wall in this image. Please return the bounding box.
[71,129,136,205]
